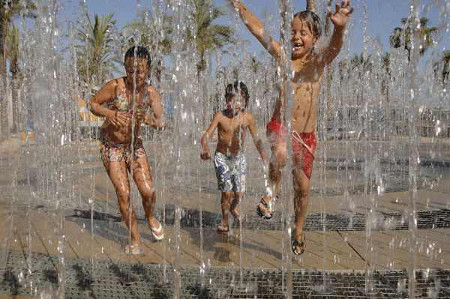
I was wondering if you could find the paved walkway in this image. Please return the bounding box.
[1,137,450,297]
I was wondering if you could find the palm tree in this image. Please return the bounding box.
[75,13,121,92]
[306,0,316,12]
[0,0,36,137]
[187,0,234,79]
[433,50,450,84]
[441,50,450,83]
[6,25,21,132]
[250,55,263,74]
[390,17,437,60]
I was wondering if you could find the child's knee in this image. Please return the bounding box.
[221,192,232,201]
[116,187,130,200]
[140,183,155,198]
[295,187,310,199]
[271,145,287,167]
[292,169,310,195]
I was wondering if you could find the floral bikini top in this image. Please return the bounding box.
[107,83,150,114]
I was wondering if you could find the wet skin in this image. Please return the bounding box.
[229,0,353,248]
[200,93,268,229]
[90,57,165,246]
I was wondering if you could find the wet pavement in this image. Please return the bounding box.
[1,138,450,297]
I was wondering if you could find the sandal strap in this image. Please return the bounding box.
[151,222,163,233]
[217,224,229,232]
[260,198,274,212]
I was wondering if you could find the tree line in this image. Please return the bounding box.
[1,0,448,138]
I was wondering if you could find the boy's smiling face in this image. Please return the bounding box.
[291,17,316,59]
[226,93,244,115]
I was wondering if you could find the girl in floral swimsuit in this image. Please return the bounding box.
[90,46,166,255]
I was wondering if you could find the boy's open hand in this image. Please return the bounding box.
[329,0,353,28]
[200,152,211,160]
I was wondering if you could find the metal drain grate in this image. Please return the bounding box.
[67,206,450,232]
[1,252,449,298]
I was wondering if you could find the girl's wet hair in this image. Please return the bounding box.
[225,81,250,108]
[124,46,152,66]
[293,10,322,39]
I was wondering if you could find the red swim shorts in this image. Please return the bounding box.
[292,132,317,180]
[266,119,288,144]
[266,119,317,179]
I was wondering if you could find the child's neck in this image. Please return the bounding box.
[292,50,313,63]
[124,78,146,93]
[224,108,242,118]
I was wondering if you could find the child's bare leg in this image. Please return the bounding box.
[292,167,311,249]
[105,161,141,245]
[230,192,243,226]
[219,192,233,232]
[260,141,287,212]
[132,156,163,238]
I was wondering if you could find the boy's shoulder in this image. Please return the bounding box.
[146,84,160,96]
[242,110,254,120]
[213,110,225,121]
[105,77,123,88]
[101,77,124,95]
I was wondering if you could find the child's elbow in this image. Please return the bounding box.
[89,102,96,113]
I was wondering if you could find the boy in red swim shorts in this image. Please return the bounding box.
[230,0,353,255]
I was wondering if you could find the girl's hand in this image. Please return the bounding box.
[145,114,167,130]
[330,0,354,28]
[134,110,148,124]
[108,110,129,127]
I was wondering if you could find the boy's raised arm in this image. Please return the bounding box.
[229,0,282,59]
[320,0,353,65]
[247,114,268,164]
[200,112,221,160]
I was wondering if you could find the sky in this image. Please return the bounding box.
[55,0,450,61]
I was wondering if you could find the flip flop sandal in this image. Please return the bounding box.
[292,234,306,256]
[150,222,164,241]
[216,224,229,234]
[124,244,143,255]
[256,198,274,220]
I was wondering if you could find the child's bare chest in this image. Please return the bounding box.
[219,116,246,136]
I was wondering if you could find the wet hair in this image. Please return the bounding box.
[124,46,151,66]
[225,81,250,108]
[293,10,322,39]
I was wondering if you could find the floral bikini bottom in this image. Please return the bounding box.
[99,133,147,167]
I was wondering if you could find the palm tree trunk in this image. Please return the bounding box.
[0,13,9,138]
[10,60,19,133]
[306,0,316,12]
